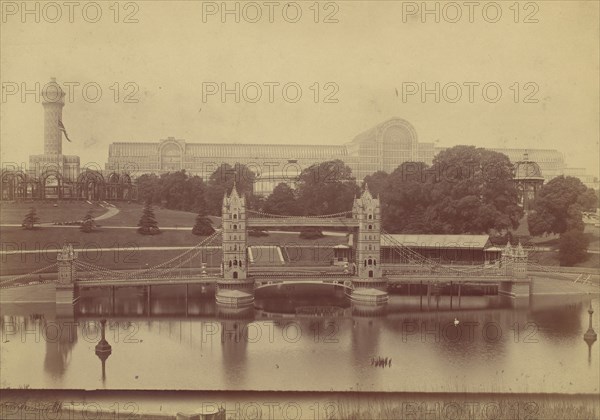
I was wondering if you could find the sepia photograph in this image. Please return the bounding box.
[1,1,599,419]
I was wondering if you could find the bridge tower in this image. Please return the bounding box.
[350,186,388,304]
[221,183,247,280]
[513,242,528,280]
[56,243,78,315]
[57,243,77,284]
[499,242,531,298]
[217,184,254,307]
[352,185,382,279]
[501,242,514,277]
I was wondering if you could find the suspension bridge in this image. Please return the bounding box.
[1,186,540,308]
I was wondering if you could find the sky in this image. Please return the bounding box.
[1,1,599,177]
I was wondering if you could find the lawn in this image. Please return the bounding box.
[0,201,221,228]
[514,216,599,251]
[0,227,347,276]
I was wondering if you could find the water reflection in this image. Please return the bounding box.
[583,302,598,365]
[0,290,598,393]
[95,319,112,384]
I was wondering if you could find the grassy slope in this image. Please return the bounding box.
[0,227,346,275]
[513,216,600,268]
[0,201,221,227]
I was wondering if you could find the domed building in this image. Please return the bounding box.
[514,153,545,212]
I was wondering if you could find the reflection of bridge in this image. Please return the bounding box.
[2,185,533,310]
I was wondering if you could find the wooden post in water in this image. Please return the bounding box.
[110,286,115,314]
[185,283,189,317]
[450,281,453,309]
[427,281,431,310]
[147,285,151,316]
[420,280,423,310]
[458,283,462,307]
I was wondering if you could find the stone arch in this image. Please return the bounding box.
[107,172,120,200]
[77,170,105,201]
[120,173,133,200]
[1,170,29,200]
[40,169,63,199]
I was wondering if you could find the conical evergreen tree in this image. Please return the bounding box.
[192,210,215,236]
[80,211,97,233]
[22,207,40,230]
[137,201,160,235]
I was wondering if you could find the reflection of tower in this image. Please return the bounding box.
[218,308,253,388]
[513,153,544,212]
[350,306,383,362]
[95,319,112,383]
[43,315,78,379]
[583,302,597,365]
[42,77,65,155]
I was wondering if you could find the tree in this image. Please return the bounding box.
[296,160,360,216]
[137,201,160,235]
[205,163,257,215]
[379,163,430,233]
[136,173,161,204]
[423,146,523,234]
[558,229,589,266]
[192,190,215,236]
[528,176,598,266]
[80,211,97,233]
[362,171,389,198]
[263,183,298,215]
[528,176,598,236]
[22,207,40,230]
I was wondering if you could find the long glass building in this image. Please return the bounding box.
[105,117,577,195]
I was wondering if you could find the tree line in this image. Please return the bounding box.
[42,145,595,266]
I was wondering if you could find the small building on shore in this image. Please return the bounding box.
[334,234,502,266]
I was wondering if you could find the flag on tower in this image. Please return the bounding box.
[58,119,71,142]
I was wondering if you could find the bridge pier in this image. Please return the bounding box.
[498,280,532,298]
[215,279,255,308]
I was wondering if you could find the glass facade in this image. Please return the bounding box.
[106,118,591,195]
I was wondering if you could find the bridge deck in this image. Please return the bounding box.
[75,273,517,288]
[247,217,358,228]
